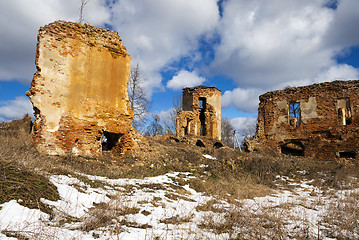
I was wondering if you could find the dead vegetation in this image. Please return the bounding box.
[1,116,359,238]
[321,191,359,239]
[81,194,141,232]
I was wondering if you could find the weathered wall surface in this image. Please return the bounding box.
[248,80,359,160]
[27,21,134,156]
[176,86,221,140]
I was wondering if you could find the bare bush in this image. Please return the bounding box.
[321,191,359,238]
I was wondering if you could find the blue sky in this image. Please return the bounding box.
[1,0,359,131]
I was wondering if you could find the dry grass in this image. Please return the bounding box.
[159,214,194,225]
[81,193,140,232]
[195,199,227,213]
[198,205,309,239]
[187,157,274,202]
[1,117,359,239]
[0,158,59,213]
[321,191,359,239]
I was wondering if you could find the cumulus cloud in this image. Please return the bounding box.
[222,88,263,112]
[313,64,359,82]
[0,0,111,82]
[210,0,338,89]
[229,116,257,131]
[276,64,359,90]
[208,0,359,112]
[0,96,33,122]
[324,0,359,48]
[155,107,175,123]
[111,0,219,95]
[167,70,206,90]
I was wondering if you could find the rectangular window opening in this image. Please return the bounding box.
[289,102,301,127]
[337,98,352,126]
[339,151,356,159]
[199,97,206,111]
[184,118,191,135]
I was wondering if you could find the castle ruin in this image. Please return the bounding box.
[246,80,359,160]
[176,86,221,140]
[26,21,134,156]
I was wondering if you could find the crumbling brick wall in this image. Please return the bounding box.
[247,80,359,160]
[176,86,221,140]
[26,21,134,156]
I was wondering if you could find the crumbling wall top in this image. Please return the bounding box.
[259,80,359,101]
[183,85,221,92]
[38,21,128,57]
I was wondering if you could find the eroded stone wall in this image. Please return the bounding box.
[176,86,221,140]
[247,80,359,160]
[27,21,134,156]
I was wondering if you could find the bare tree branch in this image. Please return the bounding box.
[221,118,234,147]
[238,121,257,141]
[128,63,151,130]
[162,94,182,135]
[145,115,164,137]
[79,0,89,24]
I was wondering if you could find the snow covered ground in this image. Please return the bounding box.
[0,157,358,239]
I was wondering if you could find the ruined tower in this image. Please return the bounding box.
[246,80,359,160]
[176,86,221,140]
[27,21,134,156]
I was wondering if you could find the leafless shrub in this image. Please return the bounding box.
[81,193,140,232]
[321,191,359,239]
[160,214,193,225]
[195,199,227,213]
[198,205,292,239]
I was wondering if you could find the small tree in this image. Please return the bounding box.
[239,121,257,141]
[221,118,234,147]
[78,0,89,24]
[162,94,182,135]
[128,64,151,130]
[145,115,164,137]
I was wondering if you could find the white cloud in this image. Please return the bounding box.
[156,108,174,122]
[313,64,359,82]
[276,64,359,90]
[167,70,206,90]
[111,0,219,95]
[0,96,33,122]
[229,116,257,132]
[324,0,359,48]
[210,0,356,90]
[0,0,111,83]
[222,64,359,113]
[222,88,263,112]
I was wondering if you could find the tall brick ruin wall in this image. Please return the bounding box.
[176,86,221,140]
[249,80,359,160]
[27,21,134,156]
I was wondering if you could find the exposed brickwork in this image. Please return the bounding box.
[176,86,221,140]
[26,21,134,156]
[246,80,359,160]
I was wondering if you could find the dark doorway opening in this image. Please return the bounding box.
[281,141,304,156]
[196,139,206,148]
[101,131,122,151]
[213,142,223,149]
[339,151,356,159]
[199,97,206,136]
[200,112,206,136]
